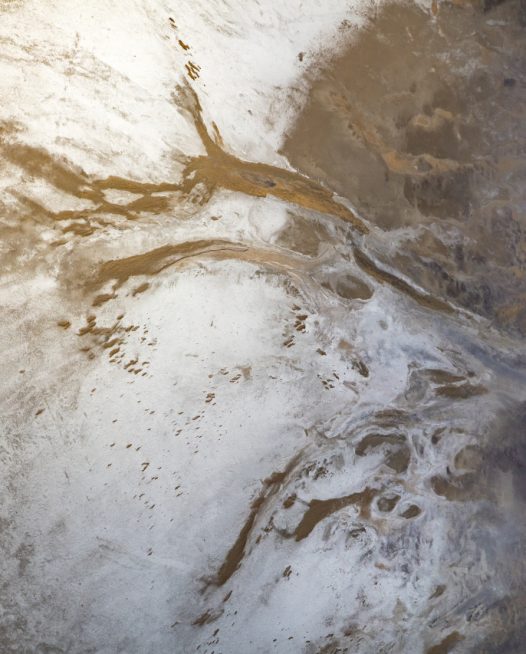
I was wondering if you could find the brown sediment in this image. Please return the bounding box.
[117,193,172,215]
[430,473,478,501]
[352,246,453,314]
[0,66,400,319]
[92,293,115,307]
[1,140,100,202]
[377,494,400,513]
[294,487,377,540]
[321,272,373,302]
[454,445,483,471]
[282,565,292,578]
[401,504,422,519]
[74,314,134,366]
[185,61,200,80]
[355,433,410,473]
[351,358,369,378]
[210,122,224,148]
[62,221,95,237]
[192,608,223,626]
[374,408,410,426]
[338,341,370,377]
[1,5,524,652]
[386,447,411,474]
[276,211,332,257]
[427,369,466,385]
[435,383,487,399]
[426,631,464,654]
[429,584,446,600]
[132,282,150,296]
[92,240,248,291]
[176,83,368,234]
[0,134,183,244]
[95,176,180,195]
[282,0,526,333]
[0,139,179,210]
[213,453,303,587]
[307,86,470,182]
[87,238,320,298]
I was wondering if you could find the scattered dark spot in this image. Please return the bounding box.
[352,359,369,378]
[192,609,223,626]
[429,584,446,599]
[92,293,115,307]
[133,282,150,296]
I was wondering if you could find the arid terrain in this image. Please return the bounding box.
[1,1,525,652]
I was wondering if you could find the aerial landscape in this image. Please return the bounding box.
[0,0,525,652]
